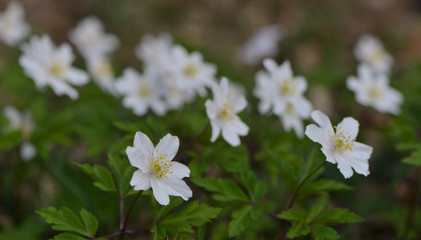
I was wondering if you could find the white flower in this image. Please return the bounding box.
[0,1,30,46]
[3,106,36,160]
[115,68,166,116]
[354,35,393,74]
[135,33,172,71]
[205,77,249,147]
[127,131,192,205]
[347,64,403,115]
[167,45,216,100]
[279,103,311,139]
[69,16,119,59]
[86,55,116,95]
[254,59,312,116]
[237,24,284,65]
[19,35,89,100]
[305,110,373,179]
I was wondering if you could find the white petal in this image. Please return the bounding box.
[4,106,21,126]
[66,68,89,86]
[205,100,217,119]
[169,162,190,178]
[321,147,337,164]
[150,177,170,205]
[294,76,307,94]
[292,96,312,118]
[20,141,36,161]
[335,154,354,179]
[161,176,193,201]
[49,80,79,100]
[133,131,154,158]
[210,120,221,142]
[305,124,330,146]
[229,118,249,136]
[130,170,151,191]
[263,58,278,74]
[221,126,241,146]
[231,96,247,112]
[126,146,150,173]
[337,117,359,140]
[154,134,179,161]
[310,110,334,133]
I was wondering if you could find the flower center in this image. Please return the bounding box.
[280,79,295,95]
[368,85,383,99]
[286,103,295,113]
[331,126,355,154]
[50,63,65,77]
[138,85,151,97]
[368,47,386,65]
[96,61,112,77]
[184,64,198,77]
[219,103,235,120]
[149,150,173,179]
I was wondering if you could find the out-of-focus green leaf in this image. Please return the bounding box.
[76,163,116,193]
[313,208,364,224]
[310,225,339,240]
[193,177,249,202]
[79,209,98,237]
[287,221,310,238]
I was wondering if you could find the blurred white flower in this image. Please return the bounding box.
[69,16,119,59]
[254,59,312,116]
[237,24,284,65]
[127,131,192,205]
[115,68,166,116]
[135,33,172,71]
[3,106,36,160]
[305,110,373,179]
[354,35,393,74]
[279,103,311,139]
[86,55,116,95]
[347,64,403,115]
[167,45,216,100]
[0,1,30,46]
[19,35,89,100]
[205,77,249,147]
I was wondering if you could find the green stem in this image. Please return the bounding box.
[402,167,420,240]
[120,191,142,240]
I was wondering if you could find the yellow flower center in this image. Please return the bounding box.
[184,64,198,77]
[149,150,173,179]
[50,63,65,77]
[368,47,386,65]
[286,103,295,113]
[96,61,112,77]
[138,85,151,97]
[280,79,295,95]
[368,85,383,99]
[331,126,355,154]
[219,103,235,120]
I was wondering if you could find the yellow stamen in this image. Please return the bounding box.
[148,152,173,179]
[280,79,295,95]
[139,85,151,97]
[50,63,65,77]
[219,103,235,120]
[368,85,383,99]
[184,64,198,77]
[331,126,355,154]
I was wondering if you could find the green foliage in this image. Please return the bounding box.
[193,177,249,202]
[36,207,99,238]
[228,205,262,237]
[402,146,421,166]
[76,164,116,193]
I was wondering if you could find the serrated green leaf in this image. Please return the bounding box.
[52,233,87,240]
[36,207,88,237]
[278,209,306,221]
[313,209,364,224]
[79,209,98,237]
[287,222,310,238]
[107,153,136,196]
[301,179,352,194]
[228,205,252,237]
[151,225,166,240]
[75,163,116,193]
[192,177,249,202]
[310,225,339,240]
[306,197,328,223]
[252,181,268,202]
[157,198,184,220]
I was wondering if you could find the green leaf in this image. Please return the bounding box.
[157,198,184,220]
[278,209,306,221]
[107,153,136,196]
[228,205,252,237]
[310,225,339,240]
[287,222,310,238]
[36,207,88,237]
[79,209,98,237]
[160,201,221,234]
[52,233,87,240]
[306,199,328,223]
[402,147,421,166]
[192,177,249,202]
[151,225,166,240]
[313,209,364,225]
[301,179,352,194]
[76,163,116,193]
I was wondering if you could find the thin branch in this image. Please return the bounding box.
[402,167,420,240]
[120,191,142,240]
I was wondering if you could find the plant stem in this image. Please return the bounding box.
[278,160,326,240]
[263,210,281,220]
[402,167,420,240]
[119,197,125,230]
[119,191,142,240]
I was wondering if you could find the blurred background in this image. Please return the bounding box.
[1,0,421,239]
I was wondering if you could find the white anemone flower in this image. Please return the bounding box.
[354,35,393,74]
[19,35,89,100]
[254,59,312,116]
[205,77,249,147]
[3,106,36,161]
[347,64,403,115]
[86,55,116,95]
[0,1,30,46]
[69,16,119,59]
[237,24,284,65]
[127,131,192,205]
[305,110,373,179]
[135,33,173,71]
[279,103,312,139]
[115,68,166,116]
[167,45,216,100]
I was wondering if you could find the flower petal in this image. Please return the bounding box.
[161,176,193,201]
[126,146,150,172]
[337,117,359,140]
[210,120,221,142]
[305,124,330,146]
[169,162,190,178]
[222,126,241,146]
[154,134,179,161]
[130,170,151,191]
[310,110,334,133]
[133,131,154,158]
[335,154,354,179]
[151,177,170,205]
